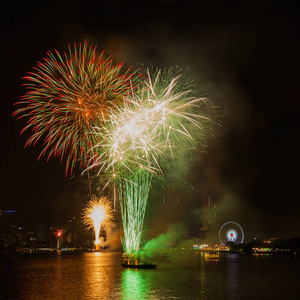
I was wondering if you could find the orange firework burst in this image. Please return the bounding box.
[13,40,142,175]
[82,195,114,246]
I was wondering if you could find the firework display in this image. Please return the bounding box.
[14,42,214,259]
[87,68,212,180]
[13,41,141,175]
[82,195,114,249]
[86,68,212,255]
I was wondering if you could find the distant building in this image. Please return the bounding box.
[0,208,17,248]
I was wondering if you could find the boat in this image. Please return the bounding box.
[204,250,220,259]
[121,256,156,269]
[121,262,157,269]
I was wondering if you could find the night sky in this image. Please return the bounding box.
[1,0,299,240]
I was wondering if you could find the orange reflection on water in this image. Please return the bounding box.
[82,252,121,299]
[14,252,123,299]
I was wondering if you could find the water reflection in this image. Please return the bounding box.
[1,252,299,299]
[5,252,123,300]
[13,253,80,299]
[121,269,149,299]
[198,255,206,297]
[224,253,240,298]
[82,252,122,299]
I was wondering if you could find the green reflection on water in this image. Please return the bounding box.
[121,269,149,300]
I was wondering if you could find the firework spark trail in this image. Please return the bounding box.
[13,41,141,175]
[118,172,152,255]
[82,195,114,247]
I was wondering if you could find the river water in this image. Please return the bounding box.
[1,251,299,299]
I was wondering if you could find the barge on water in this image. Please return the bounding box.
[204,250,220,259]
[121,262,157,269]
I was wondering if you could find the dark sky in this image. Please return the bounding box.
[1,0,299,240]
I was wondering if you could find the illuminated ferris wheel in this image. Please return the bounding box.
[219,221,244,245]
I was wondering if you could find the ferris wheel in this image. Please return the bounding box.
[219,221,244,245]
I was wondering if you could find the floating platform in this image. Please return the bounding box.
[204,251,220,259]
[121,263,157,269]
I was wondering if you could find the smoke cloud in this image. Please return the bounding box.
[100,222,122,251]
